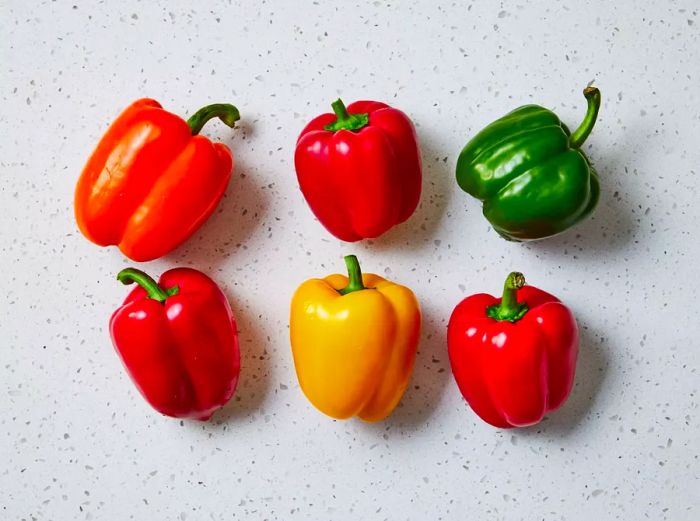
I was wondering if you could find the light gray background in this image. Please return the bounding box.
[1,1,698,519]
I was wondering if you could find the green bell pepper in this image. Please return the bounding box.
[455,86,602,241]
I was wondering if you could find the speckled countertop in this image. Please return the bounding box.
[1,1,698,519]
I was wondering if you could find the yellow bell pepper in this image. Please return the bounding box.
[290,255,421,421]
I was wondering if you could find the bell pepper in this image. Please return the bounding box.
[75,98,240,261]
[109,267,240,420]
[447,272,578,428]
[289,255,421,421]
[455,86,602,241]
[294,99,422,241]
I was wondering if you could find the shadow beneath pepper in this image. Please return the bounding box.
[518,315,610,438]
[359,300,452,434]
[164,154,268,271]
[359,128,455,253]
[209,294,272,424]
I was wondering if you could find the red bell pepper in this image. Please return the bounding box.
[447,272,578,428]
[109,267,240,420]
[75,99,240,262]
[294,98,422,241]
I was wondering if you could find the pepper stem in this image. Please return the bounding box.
[116,268,179,303]
[338,255,367,295]
[323,98,369,132]
[486,272,528,322]
[186,103,240,135]
[569,85,601,148]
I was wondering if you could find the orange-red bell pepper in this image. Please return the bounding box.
[74,99,240,261]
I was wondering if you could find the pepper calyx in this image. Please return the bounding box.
[324,98,369,132]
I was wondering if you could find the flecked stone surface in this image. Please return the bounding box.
[1,1,698,519]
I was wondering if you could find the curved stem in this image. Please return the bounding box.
[186,103,240,135]
[323,98,369,132]
[117,268,179,303]
[338,255,367,295]
[486,272,528,322]
[569,85,601,148]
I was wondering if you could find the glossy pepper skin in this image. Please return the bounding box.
[75,99,240,261]
[290,255,421,421]
[294,99,422,241]
[110,268,240,420]
[456,86,602,241]
[447,272,578,428]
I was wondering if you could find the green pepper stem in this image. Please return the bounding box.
[569,85,601,148]
[486,272,529,322]
[117,268,179,303]
[323,98,369,132]
[338,255,367,295]
[186,103,240,135]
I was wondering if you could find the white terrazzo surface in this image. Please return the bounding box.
[1,1,698,519]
